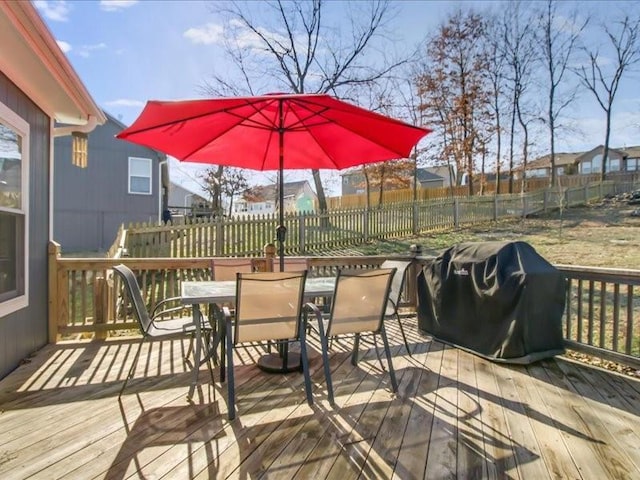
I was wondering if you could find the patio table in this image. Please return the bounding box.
[181,276,336,397]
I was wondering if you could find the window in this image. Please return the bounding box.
[529,168,547,178]
[608,158,620,172]
[128,157,152,194]
[626,158,639,171]
[0,101,29,315]
[581,161,592,174]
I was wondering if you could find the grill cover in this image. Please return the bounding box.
[417,241,566,364]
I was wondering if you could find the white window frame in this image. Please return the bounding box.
[128,157,152,195]
[0,101,29,316]
[608,158,620,172]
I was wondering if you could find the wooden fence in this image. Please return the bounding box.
[329,172,609,209]
[120,178,637,259]
[48,243,640,369]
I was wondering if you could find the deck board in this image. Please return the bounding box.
[1,318,639,479]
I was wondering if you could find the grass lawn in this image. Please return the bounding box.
[350,200,640,268]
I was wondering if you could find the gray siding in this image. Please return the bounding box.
[0,72,50,379]
[53,117,163,253]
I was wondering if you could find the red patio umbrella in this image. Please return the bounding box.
[117,93,431,269]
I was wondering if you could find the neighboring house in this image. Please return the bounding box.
[416,168,445,189]
[520,152,582,178]
[0,2,105,378]
[233,180,317,217]
[423,165,455,187]
[521,145,640,178]
[53,112,168,253]
[341,167,445,195]
[167,181,209,216]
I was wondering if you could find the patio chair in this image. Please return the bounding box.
[219,270,312,420]
[381,259,413,356]
[306,268,398,405]
[113,264,214,398]
[211,258,255,281]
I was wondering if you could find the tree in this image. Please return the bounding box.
[575,14,640,180]
[500,1,538,193]
[484,16,507,195]
[201,0,406,211]
[537,0,587,187]
[358,160,414,207]
[415,9,492,195]
[200,166,248,217]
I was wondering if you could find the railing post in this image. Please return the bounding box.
[453,198,459,228]
[263,243,276,272]
[215,217,224,256]
[299,213,306,255]
[408,244,423,309]
[412,203,419,235]
[363,208,369,242]
[94,275,108,340]
[48,241,61,344]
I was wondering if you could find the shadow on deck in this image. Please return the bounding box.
[1,318,639,479]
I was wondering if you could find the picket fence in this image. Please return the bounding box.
[114,177,638,259]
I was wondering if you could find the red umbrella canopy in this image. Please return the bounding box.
[116,93,431,170]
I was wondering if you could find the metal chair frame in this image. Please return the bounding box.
[306,268,398,406]
[113,264,214,398]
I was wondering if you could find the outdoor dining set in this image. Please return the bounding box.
[112,259,413,420]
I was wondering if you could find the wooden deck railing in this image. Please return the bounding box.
[48,242,420,343]
[49,242,640,369]
[557,265,640,369]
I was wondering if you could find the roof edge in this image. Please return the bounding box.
[0,2,106,126]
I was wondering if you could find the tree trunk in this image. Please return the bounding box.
[602,109,612,181]
[549,91,556,187]
[508,94,517,194]
[311,169,327,211]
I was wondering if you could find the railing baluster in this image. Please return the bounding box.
[626,285,634,355]
[613,283,620,352]
[599,281,606,349]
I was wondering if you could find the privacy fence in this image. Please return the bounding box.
[117,177,639,259]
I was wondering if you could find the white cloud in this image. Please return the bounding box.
[34,0,70,22]
[56,40,71,53]
[567,109,640,151]
[99,0,138,12]
[77,43,107,58]
[105,99,145,108]
[183,23,225,45]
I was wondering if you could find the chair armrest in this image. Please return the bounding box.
[151,296,184,318]
[304,302,327,337]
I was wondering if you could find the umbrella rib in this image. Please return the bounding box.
[175,100,282,161]
[290,98,423,156]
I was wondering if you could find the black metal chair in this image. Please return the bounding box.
[219,270,313,420]
[381,259,413,356]
[306,268,398,406]
[113,264,214,398]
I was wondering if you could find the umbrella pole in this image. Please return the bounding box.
[276,100,286,272]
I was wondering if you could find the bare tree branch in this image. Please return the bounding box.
[574,14,640,179]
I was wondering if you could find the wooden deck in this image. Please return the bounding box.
[1,318,639,479]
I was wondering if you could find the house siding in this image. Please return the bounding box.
[53,117,163,253]
[0,72,50,379]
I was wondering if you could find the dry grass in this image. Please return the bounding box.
[354,201,640,268]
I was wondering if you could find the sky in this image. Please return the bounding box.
[35,0,640,198]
